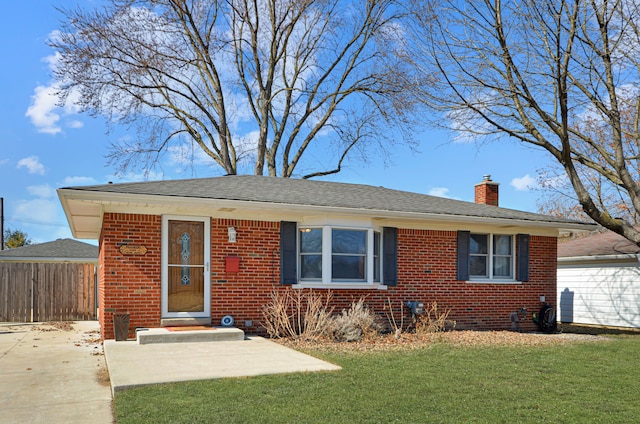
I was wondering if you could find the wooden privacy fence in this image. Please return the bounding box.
[0,262,96,322]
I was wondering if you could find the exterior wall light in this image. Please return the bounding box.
[228,226,237,243]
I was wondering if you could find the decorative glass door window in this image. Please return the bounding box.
[167,220,205,313]
[180,233,191,285]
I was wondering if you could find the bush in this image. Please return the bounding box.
[383,298,405,339]
[415,301,455,334]
[261,289,334,340]
[262,292,381,342]
[329,298,380,342]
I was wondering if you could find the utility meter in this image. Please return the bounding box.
[406,301,424,315]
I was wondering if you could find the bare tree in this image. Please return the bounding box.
[50,0,416,178]
[409,0,640,245]
[536,160,640,226]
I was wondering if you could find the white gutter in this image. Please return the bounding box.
[558,254,640,263]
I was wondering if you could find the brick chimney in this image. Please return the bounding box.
[474,175,499,206]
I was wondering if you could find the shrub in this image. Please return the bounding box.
[329,298,380,342]
[415,301,456,334]
[383,298,405,339]
[262,292,381,342]
[261,289,334,340]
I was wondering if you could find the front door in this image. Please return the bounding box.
[162,216,210,318]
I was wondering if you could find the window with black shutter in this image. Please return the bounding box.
[457,230,529,282]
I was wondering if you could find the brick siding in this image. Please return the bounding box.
[99,214,556,339]
[99,213,162,340]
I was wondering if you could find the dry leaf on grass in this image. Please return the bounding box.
[275,330,608,354]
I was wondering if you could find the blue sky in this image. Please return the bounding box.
[0,1,554,245]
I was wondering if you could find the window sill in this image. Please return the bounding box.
[466,279,522,285]
[293,283,388,290]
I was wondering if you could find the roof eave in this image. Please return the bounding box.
[58,189,105,239]
[58,189,595,239]
[558,254,640,263]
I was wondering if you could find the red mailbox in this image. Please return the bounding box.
[225,256,240,273]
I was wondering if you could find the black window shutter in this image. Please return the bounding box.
[517,233,530,282]
[383,227,398,286]
[280,221,298,284]
[457,230,470,281]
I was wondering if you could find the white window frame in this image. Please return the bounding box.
[469,233,516,282]
[296,224,385,289]
[161,215,211,318]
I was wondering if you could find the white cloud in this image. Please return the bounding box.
[511,174,538,191]
[25,84,63,134]
[232,130,260,159]
[25,82,83,134]
[13,198,60,227]
[67,120,84,129]
[62,176,98,186]
[10,196,69,244]
[427,187,457,199]
[17,156,45,175]
[0,158,9,166]
[429,187,451,197]
[47,30,63,46]
[25,50,83,134]
[8,173,72,243]
[26,184,56,199]
[62,86,82,115]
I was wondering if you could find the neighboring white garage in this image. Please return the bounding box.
[558,231,640,329]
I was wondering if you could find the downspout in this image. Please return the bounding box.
[30,264,35,322]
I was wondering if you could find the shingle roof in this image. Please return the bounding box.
[0,238,98,260]
[558,231,640,258]
[62,175,586,226]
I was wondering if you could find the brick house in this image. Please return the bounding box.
[58,175,591,340]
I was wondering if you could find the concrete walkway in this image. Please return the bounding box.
[0,321,113,424]
[104,335,341,394]
[0,321,341,423]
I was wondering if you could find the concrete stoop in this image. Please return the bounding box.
[136,326,245,344]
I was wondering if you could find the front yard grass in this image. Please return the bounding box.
[114,335,640,423]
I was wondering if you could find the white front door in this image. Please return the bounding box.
[162,216,210,318]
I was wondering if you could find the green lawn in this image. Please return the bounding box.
[114,336,640,423]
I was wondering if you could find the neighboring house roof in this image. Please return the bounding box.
[58,175,595,239]
[0,238,98,263]
[558,230,640,263]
